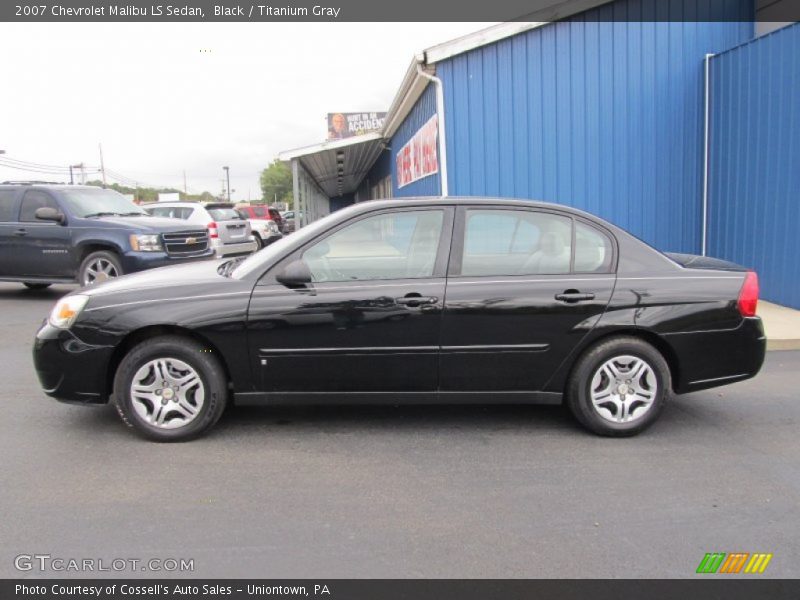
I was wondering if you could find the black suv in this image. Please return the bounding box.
[0,183,214,288]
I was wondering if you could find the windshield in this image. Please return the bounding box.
[231,211,341,280]
[208,207,242,221]
[61,188,147,217]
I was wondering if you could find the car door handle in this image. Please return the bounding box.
[396,295,438,307]
[13,228,27,237]
[555,290,596,303]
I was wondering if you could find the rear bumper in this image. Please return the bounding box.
[668,317,767,394]
[212,239,257,258]
[33,323,112,404]
[120,249,215,273]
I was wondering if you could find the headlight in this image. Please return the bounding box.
[266,220,279,233]
[129,234,163,252]
[49,295,89,329]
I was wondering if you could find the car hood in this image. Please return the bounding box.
[87,215,205,233]
[81,258,232,298]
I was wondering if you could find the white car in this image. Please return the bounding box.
[144,202,257,258]
[236,210,283,249]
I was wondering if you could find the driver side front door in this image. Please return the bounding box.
[246,207,454,397]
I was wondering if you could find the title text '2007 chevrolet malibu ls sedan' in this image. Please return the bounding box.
[33,198,766,441]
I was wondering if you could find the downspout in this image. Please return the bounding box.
[416,62,449,197]
[701,52,714,256]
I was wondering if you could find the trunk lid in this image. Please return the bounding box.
[665,252,748,272]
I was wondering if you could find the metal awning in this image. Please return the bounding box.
[278,133,385,198]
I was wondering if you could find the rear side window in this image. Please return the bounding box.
[574,221,614,273]
[20,191,59,222]
[461,209,572,276]
[0,190,16,221]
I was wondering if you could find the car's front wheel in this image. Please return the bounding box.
[79,250,123,286]
[566,336,670,437]
[113,335,228,442]
[251,233,263,250]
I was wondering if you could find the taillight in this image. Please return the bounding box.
[208,222,219,239]
[737,271,759,317]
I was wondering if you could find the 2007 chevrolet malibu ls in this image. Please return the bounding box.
[33,198,766,441]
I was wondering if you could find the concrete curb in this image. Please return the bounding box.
[767,339,800,351]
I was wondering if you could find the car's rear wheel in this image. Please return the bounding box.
[113,335,228,442]
[79,250,123,286]
[23,282,51,290]
[566,337,670,436]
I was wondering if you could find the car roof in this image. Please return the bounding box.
[0,184,102,191]
[346,196,606,222]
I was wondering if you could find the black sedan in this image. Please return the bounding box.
[33,198,766,441]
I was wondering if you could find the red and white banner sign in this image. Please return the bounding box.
[395,114,439,189]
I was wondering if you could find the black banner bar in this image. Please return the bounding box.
[3,0,800,22]
[4,580,800,600]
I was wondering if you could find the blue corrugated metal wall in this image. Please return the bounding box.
[708,23,800,308]
[389,82,442,197]
[436,0,753,253]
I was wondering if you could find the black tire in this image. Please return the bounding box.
[79,250,123,287]
[23,282,51,290]
[566,336,670,437]
[251,233,263,250]
[113,335,228,442]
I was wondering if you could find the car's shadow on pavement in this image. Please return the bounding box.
[64,401,586,440]
[54,388,735,442]
[0,285,76,301]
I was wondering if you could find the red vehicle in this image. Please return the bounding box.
[236,204,284,232]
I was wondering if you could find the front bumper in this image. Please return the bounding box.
[33,323,113,404]
[212,239,258,258]
[120,249,215,274]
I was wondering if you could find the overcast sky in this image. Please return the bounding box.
[0,22,492,201]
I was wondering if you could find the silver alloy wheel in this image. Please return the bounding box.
[589,354,657,424]
[83,257,119,285]
[130,358,205,430]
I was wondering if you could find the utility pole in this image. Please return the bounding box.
[70,163,84,185]
[183,170,187,195]
[223,166,231,202]
[98,143,107,187]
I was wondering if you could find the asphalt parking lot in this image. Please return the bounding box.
[1,282,798,579]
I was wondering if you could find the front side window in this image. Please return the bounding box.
[20,191,59,222]
[461,209,572,276]
[302,210,444,282]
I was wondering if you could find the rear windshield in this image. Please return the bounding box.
[208,207,242,221]
[269,209,281,219]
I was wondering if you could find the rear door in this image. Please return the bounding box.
[0,189,21,276]
[12,190,73,278]
[440,206,617,392]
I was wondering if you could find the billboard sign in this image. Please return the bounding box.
[327,112,386,140]
[395,114,439,189]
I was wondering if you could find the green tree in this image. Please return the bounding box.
[260,159,293,208]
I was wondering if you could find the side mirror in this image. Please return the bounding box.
[35,207,65,224]
[276,260,312,288]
